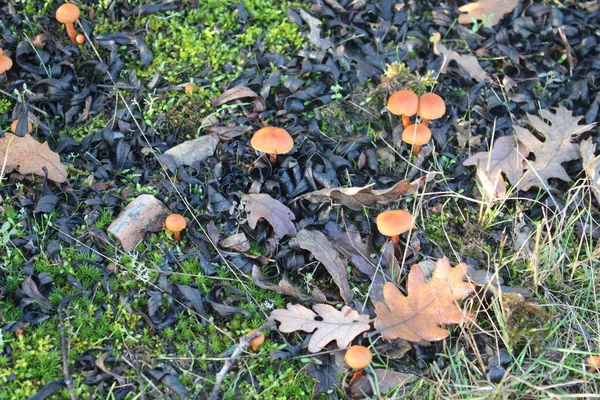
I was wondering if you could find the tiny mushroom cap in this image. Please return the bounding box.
[387,89,418,117]
[165,213,186,239]
[250,126,294,155]
[0,55,13,74]
[587,355,600,373]
[376,210,413,237]
[417,93,446,121]
[345,346,372,370]
[56,3,80,24]
[402,123,432,146]
[75,34,85,44]
[248,328,265,351]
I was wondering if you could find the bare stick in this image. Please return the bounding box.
[207,322,275,400]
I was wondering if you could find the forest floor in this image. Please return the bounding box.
[1,0,600,399]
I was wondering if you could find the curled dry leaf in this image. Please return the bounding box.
[295,229,353,304]
[251,265,311,301]
[463,136,529,186]
[241,193,297,239]
[270,303,371,353]
[211,85,263,107]
[580,138,600,204]
[458,0,521,27]
[300,174,431,211]
[0,133,67,183]
[374,257,475,342]
[432,32,488,83]
[514,106,594,191]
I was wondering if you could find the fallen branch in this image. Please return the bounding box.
[207,321,275,400]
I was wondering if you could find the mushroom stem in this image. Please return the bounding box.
[401,115,410,128]
[173,231,181,241]
[349,370,363,384]
[65,23,78,43]
[268,153,277,163]
[411,144,421,156]
[391,235,399,246]
[421,119,429,127]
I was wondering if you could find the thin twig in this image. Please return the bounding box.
[207,322,275,400]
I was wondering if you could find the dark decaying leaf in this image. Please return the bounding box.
[206,284,252,317]
[145,366,190,399]
[324,222,376,277]
[252,265,311,301]
[176,284,208,324]
[28,380,67,400]
[295,229,353,304]
[306,355,342,400]
[212,85,262,107]
[96,32,153,67]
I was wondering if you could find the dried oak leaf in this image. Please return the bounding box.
[241,193,297,239]
[0,133,67,183]
[295,229,353,304]
[374,257,475,342]
[515,106,594,191]
[458,0,521,27]
[270,303,371,353]
[463,136,529,198]
[300,174,431,211]
[581,138,600,204]
[432,32,488,83]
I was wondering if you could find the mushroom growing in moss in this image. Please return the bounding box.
[250,126,294,163]
[56,4,81,44]
[165,213,186,241]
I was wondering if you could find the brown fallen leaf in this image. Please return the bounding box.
[270,303,370,353]
[211,85,263,107]
[463,136,529,186]
[0,133,67,183]
[514,106,594,191]
[580,138,600,204]
[458,0,521,27]
[158,134,219,168]
[432,32,488,83]
[219,232,251,252]
[300,174,431,211]
[475,161,507,200]
[374,257,475,342]
[324,221,376,277]
[251,265,311,301]
[241,193,297,239]
[295,229,353,304]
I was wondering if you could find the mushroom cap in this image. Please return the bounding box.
[251,126,294,155]
[0,55,13,74]
[387,89,418,116]
[165,214,186,232]
[417,93,446,120]
[376,210,413,237]
[587,355,600,372]
[11,119,33,134]
[56,4,80,24]
[248,328,265,351]
[75,34,85,44]
[402,123,432,146]
[345,346,372,369]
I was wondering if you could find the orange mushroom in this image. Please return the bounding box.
[402,123,431,155]
[0,54,12,81]
[75,34,85,45]
[345,345,373,384]
[184,83,194,96]
[587,355,600,373]
[165,213,186,241]
[248,328,265,351]
[56,4,81,43]
[417,93,446,127]
[10,119,33,134]
[376,210,413,248]
[250,126,294,163]
[387,89,419,128]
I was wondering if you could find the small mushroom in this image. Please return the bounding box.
[10,119,33,135]
[75,34,85,45]
[184,83,195,96]
[587,355,600,373]
[247,328,265,351]
[56,4,81,44]
[250,126,294,163]
[387,89,419,128]
[165,213,186,241]
[417,93,446,127]
[376,209,413,249]
[0,53,13,82]
[402,123,431,155]
[345,346,372,370]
